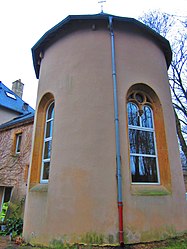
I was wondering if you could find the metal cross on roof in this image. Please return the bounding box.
[98,0,106,13]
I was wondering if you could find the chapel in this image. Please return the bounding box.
[23,13,187,246]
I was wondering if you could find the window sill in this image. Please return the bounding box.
[30,183,48,192]
[131,185,171,196]
[11,154,20,157]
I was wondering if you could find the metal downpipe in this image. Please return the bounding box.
[109,16,124,246]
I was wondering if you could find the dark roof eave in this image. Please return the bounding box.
[0,117,34,131]
[32,13,172,79]
[0,112,35,131]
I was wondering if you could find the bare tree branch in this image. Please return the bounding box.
[139,10,187,168]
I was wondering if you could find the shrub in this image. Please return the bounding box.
[3,217,23,236]
[0,198,24,237]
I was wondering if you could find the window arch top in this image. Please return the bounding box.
[45,102,54,139]
[47,102,54,121]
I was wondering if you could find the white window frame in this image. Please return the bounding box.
[40,101,54,183]
[15,133,22,154]
[128,102,160,185]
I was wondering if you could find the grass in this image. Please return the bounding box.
[130,234,187,249]
[156,238,187,249]
[2,233,187,249]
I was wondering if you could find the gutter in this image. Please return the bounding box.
[109,16,124,246]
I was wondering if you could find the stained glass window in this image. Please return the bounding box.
[127,93,159,183]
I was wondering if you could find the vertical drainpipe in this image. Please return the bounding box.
[108,16,124,246]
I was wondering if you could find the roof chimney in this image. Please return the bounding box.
[12,79,24,99]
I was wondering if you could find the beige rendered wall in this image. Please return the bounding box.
[115,29,187,242]
[23,26,187,245]
[184,171,187,191]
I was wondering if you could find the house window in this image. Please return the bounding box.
[40,101,54,183]
[0,187,12,215]
[5,91,16,99]
[127,91,160,184]
[3,187,12,203]
[15,133,22,154]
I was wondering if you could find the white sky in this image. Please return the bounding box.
[0,0,186,109]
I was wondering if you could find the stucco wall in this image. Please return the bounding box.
[24,24,187,245]
[115,29,187,241]
[184,171,187,192]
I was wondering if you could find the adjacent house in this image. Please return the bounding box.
[23,13,187,246]
[0,80,34,217]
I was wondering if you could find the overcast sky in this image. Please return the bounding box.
[0,0,186,108]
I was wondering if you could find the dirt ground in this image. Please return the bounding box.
[0,234,187,249]
[0,236,18,249]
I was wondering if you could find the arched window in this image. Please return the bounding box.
[40,101,54,183]
[127,91,160,184]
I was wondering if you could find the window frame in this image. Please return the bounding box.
[15,133,22,154]
[40,101,54,183]
[127,94,160,185]
[0,187,12,214]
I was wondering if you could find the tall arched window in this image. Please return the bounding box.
[40,101,54,183]
[127,91,160,184]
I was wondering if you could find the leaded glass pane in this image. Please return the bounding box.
[141,105,153,128]
[42,162,50,180]
[129,129,155,155]
[135,93,144,103]
[45,120,53,138]
[44,140,52,159]
[130,156,158,183]
[47,102,54,120]
[127,103,139,126]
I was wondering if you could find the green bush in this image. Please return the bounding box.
[3,216,23,236]
[0,198,24,237]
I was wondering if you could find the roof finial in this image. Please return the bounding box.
[98,0,106,13]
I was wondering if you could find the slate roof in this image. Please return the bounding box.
[0,81,34,114]
[32,13,172,79]
[0,81,35,130]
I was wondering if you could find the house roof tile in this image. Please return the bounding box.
[0,81,34,115]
